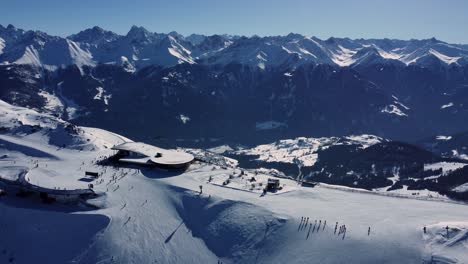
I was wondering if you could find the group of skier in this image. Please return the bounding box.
[335,223,347,239]
[298,217,327,231]
[298,217,330,240]
[299,217,373,240]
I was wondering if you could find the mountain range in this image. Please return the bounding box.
[2,24,468,263]
[2,24,468,146]
[1,24,468,70]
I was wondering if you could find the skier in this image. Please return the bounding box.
[323,220,327,231]
[446,226,449,238]
[298,217,304,231]
[199,185,203,194]
[423,226,426,234]
[334,222,338,234]
[306,222,312,240]
[304,217,309,230]
[368,227,371,236]
[317,220,322,232]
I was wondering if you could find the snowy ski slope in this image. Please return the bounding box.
[0,100,468,264]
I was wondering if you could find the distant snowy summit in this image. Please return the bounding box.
[1,24,468,70]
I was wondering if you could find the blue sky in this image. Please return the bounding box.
[1,0,468,43]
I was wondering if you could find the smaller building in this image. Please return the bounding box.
[19,168,95,203]
[267,178,280,191]
[85,171,100,178]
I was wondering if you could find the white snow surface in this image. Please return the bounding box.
[0,166,27,182]
[65,39,95,68]
[429,49,461,65]
[38,90,65,114]
[0,99,128,150]
[450,150,468,160]
[381,104,408,117]
[93,87,112,105]
[441,102,454,109]
[422,222,468,263]
[178,114,190,124]
[0,99,59,129]
[9,39,95,70]
[330,45,357,66]
[453,183,468,193]
[424,162,467,175]
[1,102,468,263]
[208,145,234,154]
[374,184,448,200]
[14,45,42,66]
[437,135,452,141]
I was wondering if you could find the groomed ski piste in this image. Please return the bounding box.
[1,99,468,264]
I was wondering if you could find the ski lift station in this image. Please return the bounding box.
[111,142,194,169]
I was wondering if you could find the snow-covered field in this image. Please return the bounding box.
[1,100,468,264]
[234,135,383,167]
[424,162,467,175]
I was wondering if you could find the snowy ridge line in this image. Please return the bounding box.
[1,24,468,70]
[318,183,466,205]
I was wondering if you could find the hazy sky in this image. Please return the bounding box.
[1,0,467,43]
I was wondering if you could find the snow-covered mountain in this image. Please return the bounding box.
[0,99,128,151]
[232,134,385,167]
[4,24,468,264]
[0,25,94,71]
[225,134,468,199]
[1,60,468,145]
[2,24,468,146]
[1,99,468,264]
[68,26,120,45]
[1,24,468,70]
